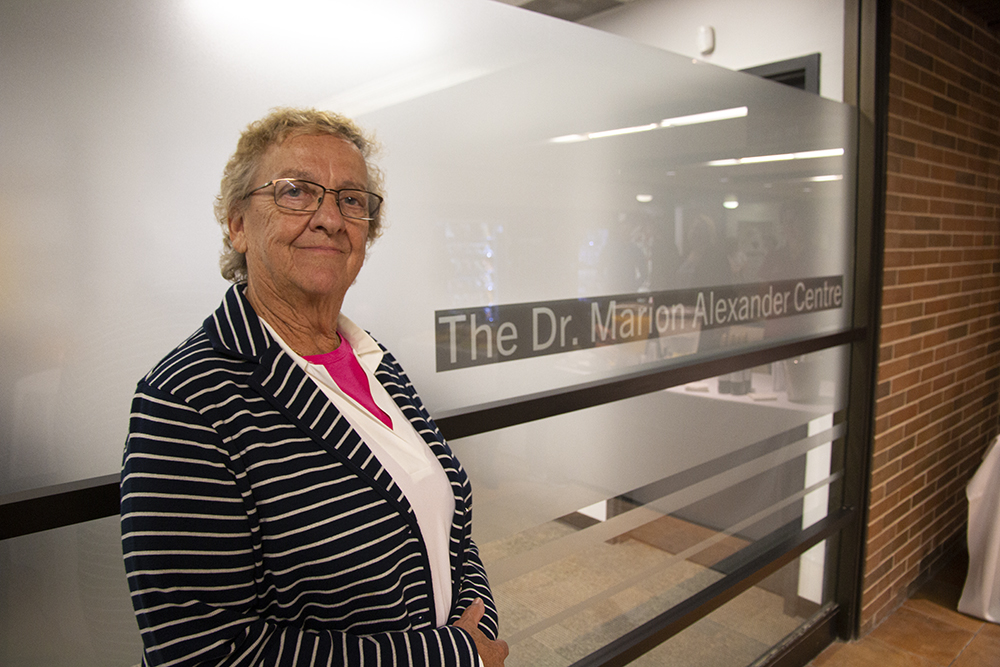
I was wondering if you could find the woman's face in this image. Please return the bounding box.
[228,133,370,308]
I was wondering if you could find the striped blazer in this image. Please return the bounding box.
[121,285,498,666]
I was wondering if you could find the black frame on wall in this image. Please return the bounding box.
[742,53,822,95]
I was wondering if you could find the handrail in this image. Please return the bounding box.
[0,473,120,540]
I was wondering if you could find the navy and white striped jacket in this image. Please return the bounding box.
[121,284,497,666]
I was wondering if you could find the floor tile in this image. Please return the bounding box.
[708,584,803,645]
[809,637,943,667]
[808,551,976,667]
[901,597,984,633]
[624,514,749,568]
[952,623,1000,667]
[630,616,769,667]
[867,605,974,665]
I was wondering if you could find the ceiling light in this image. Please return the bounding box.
[636,194,653,203]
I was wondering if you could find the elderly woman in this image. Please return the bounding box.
[121,108,507,667]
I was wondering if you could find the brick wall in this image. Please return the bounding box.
[862,0,1000,634]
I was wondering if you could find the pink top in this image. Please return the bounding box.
[304,335,393,430]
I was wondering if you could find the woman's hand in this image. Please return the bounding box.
[453,598,509,667]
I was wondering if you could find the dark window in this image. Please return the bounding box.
[742,53,820,94]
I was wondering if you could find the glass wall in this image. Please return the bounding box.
[1,0,859,665]
[631,557,828,667]
[455,347,847,664]
[350,47,855,412]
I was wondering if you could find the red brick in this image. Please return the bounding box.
[897,267,929,284]
[864,0,999,635]
[913,249,942,265]
[884,250,915,269]
[894,337,924,358]
[926,265,952,281]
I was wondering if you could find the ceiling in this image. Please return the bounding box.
[493,0,629,22]
[497,0,1000,35]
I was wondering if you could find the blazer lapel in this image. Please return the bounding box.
[208,282,271,359]
[255,345,410,508]
[204,284,411,511]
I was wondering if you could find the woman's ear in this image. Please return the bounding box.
[228,211,248,254]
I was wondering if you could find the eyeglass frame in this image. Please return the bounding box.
[243,177,383,221]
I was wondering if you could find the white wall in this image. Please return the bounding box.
[582,0,845,102]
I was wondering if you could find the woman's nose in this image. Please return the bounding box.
[309,195,346,232]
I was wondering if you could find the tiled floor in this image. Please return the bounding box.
[808,551,1000,667]
[484,515,811,666]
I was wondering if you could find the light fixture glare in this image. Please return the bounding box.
[740,153,795,164]
[706,147,846,167]
[794,148,845,159]
[661,106,747,127]
[551,106,748,144]
[587,123,659,139]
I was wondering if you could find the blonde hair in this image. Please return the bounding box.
[214,107,385,283]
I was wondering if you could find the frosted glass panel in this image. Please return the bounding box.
[1,0,855,493]
[0,516,141,667]
[628,559,832,667]
[455,346,846,664]
[357,49,855,413]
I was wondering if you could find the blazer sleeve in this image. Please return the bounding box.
[121,382,482,667]
[449,535,500,641]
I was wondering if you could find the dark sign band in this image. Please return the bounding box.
[435,276,844,371]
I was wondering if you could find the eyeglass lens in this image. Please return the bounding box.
[273,179,377,219]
